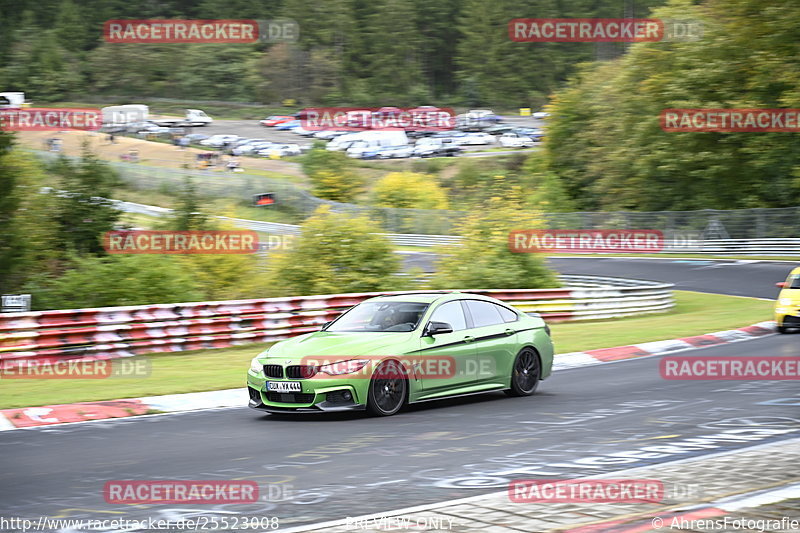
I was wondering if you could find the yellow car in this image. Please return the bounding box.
[775,266,800,333]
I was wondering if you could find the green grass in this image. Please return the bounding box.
[551,290,773,353]
[0,291,773,409]
[0,346,263,409]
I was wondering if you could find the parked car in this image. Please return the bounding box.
[413,139,462,157]
[233,138,267,148]
[260,116,295,127]
[275,120,301,131]
[233,142,274,155]
[484,124,516,135]
[343,131,411,158]
[528,129,544,142]
[183,133,209,142]
[377,145,415,159]
[356,146,386,160]
[128,121,157,133]
[406,130,438,139]
[314,130,347,140]
[200,135,241,147]
[533,111,551,119]
[458,132,496,145]
[456,109,503,131]
[499,132,535,148]
[292,126,317,136]
[258,144,302,157]
[137,125,171,137]
[326,139,357,152]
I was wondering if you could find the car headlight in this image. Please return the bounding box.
[249,357,263,374]
[779,298,793,306]
[318,359,370,376]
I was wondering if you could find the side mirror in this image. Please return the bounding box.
[776,282,786,288]
[425,321,453,336]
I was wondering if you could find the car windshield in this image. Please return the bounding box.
[787,274,800,289]
[326,301,429,332]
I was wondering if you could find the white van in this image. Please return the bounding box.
[0,92,25,109]
[344,131,410,158]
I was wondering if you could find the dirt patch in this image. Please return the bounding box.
[14,130,305,178]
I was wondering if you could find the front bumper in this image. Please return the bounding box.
[775,308,800,328]
[247,370,370,412]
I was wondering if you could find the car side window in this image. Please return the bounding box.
[496,304,519,323]
[429,301,467,331]
[465,300,504,328]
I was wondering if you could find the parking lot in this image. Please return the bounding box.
[189,112,547,159]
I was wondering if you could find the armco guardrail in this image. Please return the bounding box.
[0,276,673,365]
[115,202,800,252]
[662,238,800,256]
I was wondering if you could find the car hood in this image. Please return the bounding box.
[263,331,416,362]
[779,288,800,304]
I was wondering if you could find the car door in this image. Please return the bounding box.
[416,300,477,394]
[463,300,519,386]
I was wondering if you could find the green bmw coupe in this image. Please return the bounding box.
[247,292,554,416]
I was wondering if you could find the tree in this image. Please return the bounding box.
[0,133,60,294]
[373,172,449,210]
[0,17,83,102]
[24,254,204,310]
[361,0,426,104]
[301,142,364,202]
[431,194,558,290]
[521,153,576,212]
[265,206,402,295]
[0,131,20,293]
[48,144,122,255]
[163,178,211,231]
[54,0,89,52]
[543,0,800,210]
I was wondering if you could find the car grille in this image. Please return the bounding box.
[266,392,315,404]
[286,365,318,379]
[784,315,800,326]
[263,364,283,378]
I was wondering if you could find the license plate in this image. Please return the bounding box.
[267,381,301,393]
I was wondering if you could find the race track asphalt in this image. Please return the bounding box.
[0,258,797,530]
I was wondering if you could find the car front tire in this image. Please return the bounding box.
[505,348,541,397]
[778,325,788,334]
[366,360,408,416]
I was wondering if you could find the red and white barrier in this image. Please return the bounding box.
[0,278,674,366]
